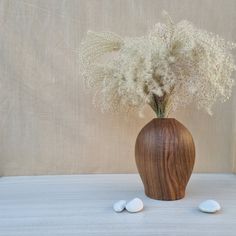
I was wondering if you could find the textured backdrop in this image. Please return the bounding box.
[0,0,235,176]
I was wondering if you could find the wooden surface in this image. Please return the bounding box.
[135,118,195,200]
[0,174,236,236]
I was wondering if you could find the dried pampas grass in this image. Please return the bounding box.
[79,11,236,117]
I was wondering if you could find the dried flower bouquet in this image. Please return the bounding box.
[80,11,236,118]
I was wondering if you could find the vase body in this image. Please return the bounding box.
[135,118,195,201]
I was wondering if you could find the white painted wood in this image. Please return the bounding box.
[0,174,236,235]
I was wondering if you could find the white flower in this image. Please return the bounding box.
[79,11,236,117]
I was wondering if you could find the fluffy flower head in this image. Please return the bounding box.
[80,11,236,117]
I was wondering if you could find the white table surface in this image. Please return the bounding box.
[0,174,235,236]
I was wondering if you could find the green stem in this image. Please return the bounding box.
[152,94,166,118]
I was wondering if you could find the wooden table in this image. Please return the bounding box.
[0,174,235,236]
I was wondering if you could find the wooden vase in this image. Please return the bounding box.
[135,118,195,201]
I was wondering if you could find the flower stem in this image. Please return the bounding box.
[152,94,166,118]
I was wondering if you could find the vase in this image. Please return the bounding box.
[135,118,195,200]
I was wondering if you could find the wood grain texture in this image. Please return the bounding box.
[0,174,236,236]
[135,118,195,200]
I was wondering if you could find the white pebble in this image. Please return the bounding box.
[198,200,221,213]
[125,198,144,213]
[113,200,127,213]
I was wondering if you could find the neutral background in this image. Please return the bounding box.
[0,0,235,176]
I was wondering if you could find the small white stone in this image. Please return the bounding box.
[198,200,221,213]
[125,198,144,213]
[113,200,126,213]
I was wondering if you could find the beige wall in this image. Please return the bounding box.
[0,0,235,176]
